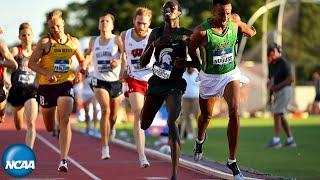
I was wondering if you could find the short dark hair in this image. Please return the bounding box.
[163,0,181,12]
[267,42,281,56]
[212,0,232,6]
[19,22,32,34]
[99,13,115,25]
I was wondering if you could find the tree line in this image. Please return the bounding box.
[40,0,320,84]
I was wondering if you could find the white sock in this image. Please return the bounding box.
[273,137,280,143]
[196,138,204,144]
[228,159,236,165]
[139,154,147,160]
[287,137,293,142]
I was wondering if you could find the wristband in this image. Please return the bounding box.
[251,26,256,32]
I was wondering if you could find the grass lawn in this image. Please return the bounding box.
[74,115,320,179]
[181,116,320,179]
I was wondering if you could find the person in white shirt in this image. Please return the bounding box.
[180,67,199,141]
[120,7,154,168]
[84,13,124,160]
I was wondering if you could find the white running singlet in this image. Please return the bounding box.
[92,35,120,82]
[125,28,154,82]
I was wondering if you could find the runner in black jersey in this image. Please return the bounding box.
[7,23,38,149]
[140,1,199,179]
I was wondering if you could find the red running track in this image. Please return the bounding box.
[0,115,219,180]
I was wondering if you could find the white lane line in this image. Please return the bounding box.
[36,133,101,180]
[72,126,262,180]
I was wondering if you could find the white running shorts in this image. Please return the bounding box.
[199,68,249,99]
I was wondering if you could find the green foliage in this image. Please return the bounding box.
[64,0,169,36]
[281,4,320,83]
[75,115,320,179]
[40,1,320,82]
[39,0,269,53]
[180,117,320,179]
[40,0,263,37]
[298,4,320,65]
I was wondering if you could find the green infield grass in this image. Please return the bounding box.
[74,115,320,179]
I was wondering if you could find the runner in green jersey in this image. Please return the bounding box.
[199,19,238,74]
[188,0,256,179]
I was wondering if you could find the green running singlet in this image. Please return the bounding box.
[200,19,238,74]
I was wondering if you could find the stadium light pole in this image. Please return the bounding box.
[261,0,271,107]
[275,0,287,45]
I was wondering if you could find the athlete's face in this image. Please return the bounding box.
[19,28,33,45]
[99,15,114,33]
[48,17,65,37]
[212,4,232,27]
[267,49,280,63]
[267,51,275,63]
[163,2,181,21]
[133,15,151,37]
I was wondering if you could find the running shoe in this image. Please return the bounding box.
[58,159,68,172]
[101,146,110,160]
[284,140,297,147]
[266,140,282,149]
[170,175,177,180]
[227,162,243,180]
[193,133,206,161]
[139,155,150,168]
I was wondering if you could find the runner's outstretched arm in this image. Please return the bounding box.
[111,35,124,68]
[140,29,157,67]
[188,25,206,70]
[230,13,256,37]
[119,31,128,80]
[28,38,58,82]
[0,41,18,69]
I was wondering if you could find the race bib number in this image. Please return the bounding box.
[131,59,147,72]
[97,60,111,73]
[153,62,172,79]
[39,95,45,106]
[18,71,36,84]
[54,59,70,72]
[212,48,234,65]
[91,78,98,86]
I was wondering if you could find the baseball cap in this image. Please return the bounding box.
[267,42,280,56]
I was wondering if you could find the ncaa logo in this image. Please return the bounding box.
[1,144,36,177]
